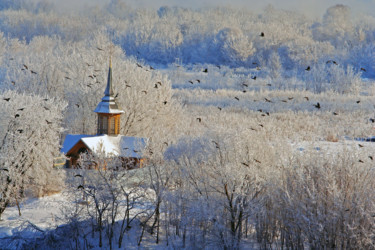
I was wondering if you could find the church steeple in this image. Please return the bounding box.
[94,58,124,135]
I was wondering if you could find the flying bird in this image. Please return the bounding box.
[196,79,200,83]
[234,96,240,101]
[370,118,375,123]
[281,100,287,103]
[313,102,321,109]
[31,70,37,74]
[88,75,94,79]
[77,185,84,189]
[136,63,142,68]
[304,96,309,101]
[141,90,147,94]
[360,67,366,72]
[157,81,162,86]
[260,32,264,37]
[241,162,249,167]
[288,97,294,100]
[254,158,261,163]
[251,76,257,80]
[333,112,338,116]
[189,80,194,84]
[17,108,25,111]
[15,114,20,118]
[242,90,247,93]
[17,129,23,133]
[0,168,9,172]
[242,83,248,87]
[75,103,80,108]
[203,68,208,73]
[46,120,52,124]
[96,47,103,51]
[217,106,222,110]
[264,98,272,103]
[358,159,364,163]
[154,84,158,88]
[163,101,168,105]
[305,66,311,71]
[74,174,83,178]
[3,98,10,102]
[196,117,202,122]
[356,100,360,104]
[369,156,373,160]
[358,144,364,148]
[65,76,71,80]
[23,64,28,70]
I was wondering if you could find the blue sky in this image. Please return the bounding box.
[45,0,375,18]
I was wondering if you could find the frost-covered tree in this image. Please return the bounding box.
[0,90,66,220]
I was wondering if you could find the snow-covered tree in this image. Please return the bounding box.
[0,90,66,220]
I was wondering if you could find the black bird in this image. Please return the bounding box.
[17,108,25,111]
[77,185,84,189]
[96,47,103,51]
[251,76,257,80]
[281,100,287,103]
[257,109,263,112]
[115,93,119,98]
[43,106,49,110]
[254,158,261,163]
[11,81,15,85]
[216,65,221,69]
[234,97,239,101]
[17,129,23,133]
[356,100,361,104]
[260,32,265,37]
[125,85,131,88]
[150,66,154,70]
[242,90,247,93]
[43,98,48,101]
[0,168,9,172]
[369,156,373,160]
[313,102,321,109]
[31,70,37,74]
[23,64,28,70]
[136,63,142,68]
[196,79,200,83]
[359,159,364,163]
[189,80,194,84]
[266,83,272,86]
[157,81,162,86]
[74,174,83,178]
[88,75,94,79]
[360,67,366,72]
[163,142,169,146]
[86,84,92,88]
[154,84,158,88]
[242,83,248,87]
[333,112,338,116]
[264,98,272,103]
[163,101,168,105]
[217,107,222,111]
[46,120,52,124]
[14,114,20,118]
[305,66,311,71]
[304,96,309,101]
[332,61,337,65]
[65,76,71,80]
[259,124,264,127]
[358,144,364,148]
[241,162,249,167]
[370,118,375,123]
[288,97,294,100]
[196,117,202,122]
[203,68,208,73]
[75,103,80,108]
[3,98,10,102]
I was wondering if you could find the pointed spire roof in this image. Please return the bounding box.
[94,58,124,114]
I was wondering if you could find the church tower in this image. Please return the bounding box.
[94,58,124,135]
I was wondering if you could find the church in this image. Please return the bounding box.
[61,59,148,169]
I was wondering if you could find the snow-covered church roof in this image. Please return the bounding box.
[94,58,124,114]
[62,134,148,158]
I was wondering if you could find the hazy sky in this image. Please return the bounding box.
[44,0,375,19]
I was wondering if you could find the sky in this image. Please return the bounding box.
[38,0,375,19]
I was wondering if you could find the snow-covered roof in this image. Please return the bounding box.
[61,134,96,154]
[63,134,148,158]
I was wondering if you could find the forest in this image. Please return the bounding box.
[0,0,375,249]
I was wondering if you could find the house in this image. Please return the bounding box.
[61,59,148,168]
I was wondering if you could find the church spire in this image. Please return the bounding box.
[94,57,124,135]
[104,56,114,97]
